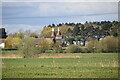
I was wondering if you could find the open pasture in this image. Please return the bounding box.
[2,53,119,78]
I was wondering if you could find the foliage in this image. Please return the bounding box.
[18,37,38,58]
[67,45,81,53]
[73,25,80,36]
[0,28,7,38]
[41,26,73,37]
[66,28,72,37]
[17,33,24,39]
[30,33,39,38]
[9,32,24,39]
[41,27,52,37]
[52,42,62,53]
[65,38,74,45]
[95,36,119,53]
[37,38,54,53]
[109,24,120,37]
[41,21,120,47]
[81,47,89,53]
[86,40,98,53]
[5,37,22,49]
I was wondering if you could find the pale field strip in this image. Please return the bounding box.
[0,54,80,58]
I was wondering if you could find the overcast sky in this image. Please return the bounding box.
[1,0,119,33]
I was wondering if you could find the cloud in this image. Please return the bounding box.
[2,0,120,2]
[2,2,118,33]
[2,24,44,34]
[37,2,118,16]
[2,2,35,8]
[2,2,118,17]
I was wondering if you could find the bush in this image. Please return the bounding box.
[18,37,38,58]
[81,47,89,53]
[37,38,54,53]
[52,42,62,53]
[96,36,119,53]
[86,40,98,53]
[5,37,22,49]
[67,45,81,53]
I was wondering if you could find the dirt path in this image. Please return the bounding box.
[39,55,80,58]
[1,55,80,58]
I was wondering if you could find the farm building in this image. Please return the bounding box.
[50,27,63,44]
[35,27,63,46]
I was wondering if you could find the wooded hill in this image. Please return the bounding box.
[41,21,120,46]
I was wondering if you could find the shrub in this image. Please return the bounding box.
[18,37,38,58]
[5,37,22,49]
[81,47,89,53]
[67,45,81,53]
[86,40,98,53]
[52,42,62,53]
[96,36,119,53]
[37,38,54,53]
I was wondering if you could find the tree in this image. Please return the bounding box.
[19,37,38,58]
[66,28,72,37]
[9,33,18,38]
[41,27,51,37]
[48,24,52,27]
[96,36,119,52]
[17,32,24,39]
[24,30,32,37]
[11,37,22,48]
[9,32,24,39]
[86,40,98,52]
[79,25,91,46]
[0,28,7,38]
[30,33,39,38]
[40,21,120,47]
[5,37,13,48]
[5,37,22,49]
[52,42,62,53]
[73,25,80,36]
[37,38,54,53]
[109,23,120,37]
[57,23,62,26]
[52,24,55,27]
[65,38,74,45]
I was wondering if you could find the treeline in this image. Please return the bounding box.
[0,28,8,38]
[67,36,119,53]
[1,21,120,58]
[42,21,120,46]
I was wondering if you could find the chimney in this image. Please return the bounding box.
[51,28,56,38]
[57,27,61,35]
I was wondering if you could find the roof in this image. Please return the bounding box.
[0,39,6,43]
[35,38,45,44]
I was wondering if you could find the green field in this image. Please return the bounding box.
[2,53,119,78]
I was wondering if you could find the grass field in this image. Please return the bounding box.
[2,53,119,78]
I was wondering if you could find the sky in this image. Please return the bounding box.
[1,0,119,34]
